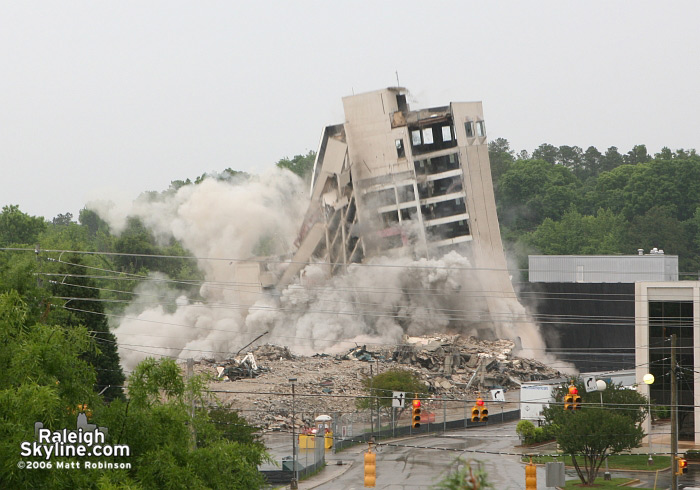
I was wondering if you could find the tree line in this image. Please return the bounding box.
[489,139,700,278]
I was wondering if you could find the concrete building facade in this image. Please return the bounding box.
[277,87,515,330]
[282,88,502,263]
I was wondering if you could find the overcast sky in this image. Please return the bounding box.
[1,1,699,220]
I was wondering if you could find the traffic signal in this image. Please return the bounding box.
[412,398,421,429]
[471,405,479,422]
[565,384,579,411]
[564,393,573,410]
[676,457,688,475]
[364,447,376,487]
[573,393,582,411]
[478,398,488,422]
[525,459,536,490]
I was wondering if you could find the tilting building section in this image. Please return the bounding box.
[279,88,511,302]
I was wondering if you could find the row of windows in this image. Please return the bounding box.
[414,153,460,176]
[465,120,486,138]
[396,120,485,159]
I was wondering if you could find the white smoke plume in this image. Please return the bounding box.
[90,169,560,371]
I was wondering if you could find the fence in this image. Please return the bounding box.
[261,432,325,485]
[333,406,521,452]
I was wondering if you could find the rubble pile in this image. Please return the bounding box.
[193,335,563,430]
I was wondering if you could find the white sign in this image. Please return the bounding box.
[392,391,406,408]
[491,389,505,402]
[584,376,598,393]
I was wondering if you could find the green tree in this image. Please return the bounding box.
[623,144,651,166]
[357,368,428,410]
[542,380,647,485]
[487,137,515,183]
[496,159,580,232]
[276,151,316,180]
[48,255,125,401]
[99,358,270,489]
[524,208,626,256]
[601,146,624,172]
[0,291,99,489]
[532,143,558,165]
[0,205,47,247]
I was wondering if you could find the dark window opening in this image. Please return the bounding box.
[476,121,486,137]
[427,220,470,240]
[409,122,458,155]
[414,153,460,176]
[400,207,417,221]
[421,199,467,221]
[397,185,415,203]
[366,188,396,207]
[395,139,405,159]
[381,211,399,227]
[464,121,474,138]
[417,176,463,200]
[396,94,407,112]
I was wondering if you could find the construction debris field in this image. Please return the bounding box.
[194,334,563,430]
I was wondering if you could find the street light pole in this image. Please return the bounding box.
[290,378,298,490]
[596,379,611,481]
[643,373,655,466]
[671,334,678,490]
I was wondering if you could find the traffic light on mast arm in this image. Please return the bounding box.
[676,456,688,475]
[472,397,488,422]
[565,384,581,411]
[412,398,421,429]
[478,398,488,422]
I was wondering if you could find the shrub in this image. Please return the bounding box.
[516,420,537,444]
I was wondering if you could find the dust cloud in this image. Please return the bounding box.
[89,170,556,371]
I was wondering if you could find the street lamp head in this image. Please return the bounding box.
[596,379,607,391]
[643,373,655,385]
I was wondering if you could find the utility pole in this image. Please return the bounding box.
[370,364,374,437]
[289,378,298,490]
[671,334,678,490]
[186,358,196,448]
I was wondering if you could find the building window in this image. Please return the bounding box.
[464,121,474,138]
[395,139,405,158]
[411,130,422,146]
[442,126,452,142]
[422,128,434,145]
[476,121,486,137]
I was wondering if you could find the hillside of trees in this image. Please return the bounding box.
[488,140,700,278]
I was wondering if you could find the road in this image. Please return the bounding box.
[315,421,542,489]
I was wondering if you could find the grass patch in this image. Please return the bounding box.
[522,454,670,471]
[562,477,653,488]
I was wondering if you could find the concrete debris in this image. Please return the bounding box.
[194,335,563,430]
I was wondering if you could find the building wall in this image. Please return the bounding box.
[520,282,636,371]
[529,255,679,283]
[635,281,700,444]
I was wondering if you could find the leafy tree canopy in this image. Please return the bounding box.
[357,368,429,410]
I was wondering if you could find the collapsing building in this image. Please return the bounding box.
[276,87,518,335]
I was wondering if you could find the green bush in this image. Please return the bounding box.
[516,420,537,444]
[653,405,671,420]
[516,420,556,445]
